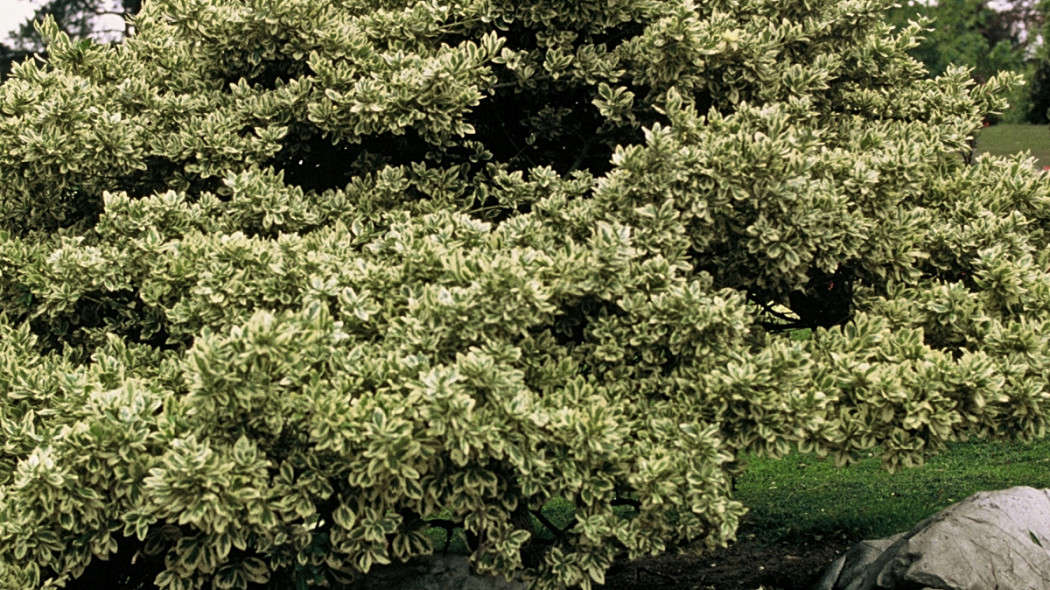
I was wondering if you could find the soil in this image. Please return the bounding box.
[598,529,854,590]
[65,526,855,590]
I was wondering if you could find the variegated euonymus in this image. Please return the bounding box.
[0,1,1047,589]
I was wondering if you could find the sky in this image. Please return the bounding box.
[0,0,44,41]
[0,0,127,44]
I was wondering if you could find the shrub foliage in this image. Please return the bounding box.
[1,1,1048,589]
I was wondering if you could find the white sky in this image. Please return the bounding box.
[0,0,126,44]
[0,0,45,42]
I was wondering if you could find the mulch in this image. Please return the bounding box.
[598,531,855,590]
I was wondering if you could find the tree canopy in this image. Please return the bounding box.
[887,0,1027,82]
[11,0,139,47]
[886,0,1040,122]
[0,1,1048,589]
[0,0,140,79]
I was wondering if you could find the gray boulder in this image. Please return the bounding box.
[813,486,1050,590]
[345,554,527,590]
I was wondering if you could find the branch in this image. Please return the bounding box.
[493,106,538,167]
[530,509,576,540]
[611,497,641,509]
[746,290,801,325]
[566,133,600,174]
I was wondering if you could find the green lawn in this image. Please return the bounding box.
[735,436,1050,543]
[975,123,1050,169]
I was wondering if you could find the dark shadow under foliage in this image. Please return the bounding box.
[63,537,164,590]
[26,289,181,362]
[466,84,632,177]
[272,125,433,194]
[786,265,855,330]
[744,264,856,333]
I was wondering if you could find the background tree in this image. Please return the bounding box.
[1027,0,1050,123]
[0,0,140,78]
[11,0,140,47]
[886,0,1027,80]
[980,0,1046,122]
[888,0,1037,121]
[0,44,31,81]
[985,0,1045,47]
[0,1,1048,589]
[1029,57,1050,123]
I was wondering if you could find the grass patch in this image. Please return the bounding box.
[735,436,1050,543]
[975,123,1050,168]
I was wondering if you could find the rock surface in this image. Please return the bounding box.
[813,486,1050,590]
[345,554,527,590]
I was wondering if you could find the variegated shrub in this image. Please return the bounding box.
[1,1,1049,589]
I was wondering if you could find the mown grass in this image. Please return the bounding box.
[735,436,1050,543]
[975,123,1050,169]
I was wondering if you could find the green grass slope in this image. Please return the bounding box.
[976,123,1050,169]
[736,437,1050,542]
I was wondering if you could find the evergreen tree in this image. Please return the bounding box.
[0,0,140,78]
[886,0,1026,81]
[1028,0,1050,123]
[0,43,32,80]
[1029,55,1050,123]
[10,0,140,47]
[0,1,1048,589]
[887,0,1034,121]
